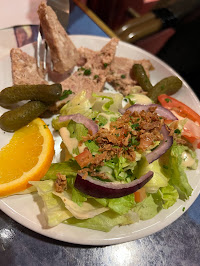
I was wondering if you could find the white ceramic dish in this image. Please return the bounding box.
[0,35,200,246]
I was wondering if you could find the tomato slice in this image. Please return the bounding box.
[158,94,200,124]
[158,94,200,148]
[75,148,93,168]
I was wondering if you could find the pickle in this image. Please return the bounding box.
[148,76,182,103]
[132,64,182,103]
[0,84,62,105]
[0,101,48,132]
[132,64,153,93]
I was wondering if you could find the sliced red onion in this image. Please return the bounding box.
[59,113,98,135]
[120,104,178,121]
[74,171,154,198]
[146,125,173,164]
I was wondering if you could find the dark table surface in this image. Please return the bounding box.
[0,3,200,266]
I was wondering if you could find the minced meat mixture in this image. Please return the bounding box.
[78,107,165,179]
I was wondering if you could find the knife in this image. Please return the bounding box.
[115,0,200,43]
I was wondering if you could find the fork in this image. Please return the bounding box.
[36,0,70,73]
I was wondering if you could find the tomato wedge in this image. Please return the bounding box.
[158,94,200,124]
[158,94,200,148]
[134,187,146,203]
[75,148,93,168]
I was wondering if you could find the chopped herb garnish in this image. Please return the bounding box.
[174,129,181,134]
[43,125,48,129]
[115,133,119,137]
[182,207,185,211]
[103,63,108,68]
[99,123,104,127]
[84,68,91,76]
[131,137,139,146]
[121,74,126,79]
[60,90,72,100]
[94,75,99,79]
[131,123,140,130]
[165,98,172,103]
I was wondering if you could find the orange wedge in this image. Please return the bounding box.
[0,118,54,197]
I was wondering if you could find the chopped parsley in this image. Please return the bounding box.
[83,68,91,76]
[182,207,185,211]
[165,98,172,103]
[94,75,99,79]
[174,129,181,134]
[121,74,126,79]
[131,123,140,130]
[131,137,139,146]
[103,63,108,68]
[60,90,72,100]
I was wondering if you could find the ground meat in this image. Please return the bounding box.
[55,173,67,193]
[38,2,79,74]
[10,48,48,85]
[106,57,153,96]
[78,107,164,178]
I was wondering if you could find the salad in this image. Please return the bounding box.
[29,88,198,232]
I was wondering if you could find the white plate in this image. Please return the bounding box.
[0,35,200,246]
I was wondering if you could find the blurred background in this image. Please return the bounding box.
[75,0,200,99]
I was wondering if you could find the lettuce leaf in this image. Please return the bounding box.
[67,120,88,141]
[107,194,135,215]
[144,160,169,193]
[52,91,96,130]
[152,184,179,210]
[64,210,139,232]
[91,92,123,113]
[160,142,193,200]
[29,180,72,227]
[42,160,80,181]
[132,194,158,220]
[53,192,109,219]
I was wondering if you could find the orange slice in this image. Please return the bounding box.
[0,118,54,197]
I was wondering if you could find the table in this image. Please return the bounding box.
[0,2,200,265]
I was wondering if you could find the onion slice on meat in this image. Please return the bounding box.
[74,171,154,198]
[59,113,98,135]
[120,104,178,121]
[146,125,173,164]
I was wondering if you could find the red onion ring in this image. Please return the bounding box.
[146,125,173,164]
[59,113,98,135]
[120,104,178,121]
[74,171,154,198]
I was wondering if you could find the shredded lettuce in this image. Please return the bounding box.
[91,92,123,113]
[42,160,80,181]
[152,184,179,210]
[144,160,169,193]
[29,180,73,227]
[132,194,158,220]
[65,210,139,232]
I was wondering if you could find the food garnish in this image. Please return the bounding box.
[0,118,54,197]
